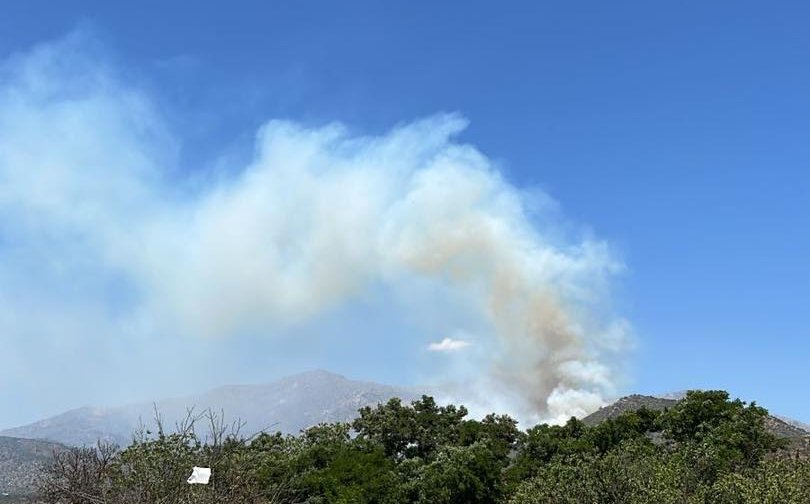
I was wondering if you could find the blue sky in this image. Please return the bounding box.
[1,1,808,427]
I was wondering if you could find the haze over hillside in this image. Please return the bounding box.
[2,373,808,500]
[0,370,419,447]
[4,369,808,452]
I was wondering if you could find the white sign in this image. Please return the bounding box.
[187,466,212,485]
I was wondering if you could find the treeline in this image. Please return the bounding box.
[38,391,810,504]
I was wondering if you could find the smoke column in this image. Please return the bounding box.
[0,36,629,424]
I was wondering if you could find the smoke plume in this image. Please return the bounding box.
[0,35,629,425]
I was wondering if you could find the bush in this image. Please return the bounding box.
[36,392,806,504]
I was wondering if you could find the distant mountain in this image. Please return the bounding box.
[581,395,677,426]
[7,375,809,454]
[582,393,810,441]
[1,370,420,447]
[0,436,64,498]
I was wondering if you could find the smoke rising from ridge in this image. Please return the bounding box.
[0,36,629,425]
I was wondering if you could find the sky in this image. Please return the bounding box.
[0,1,808,428]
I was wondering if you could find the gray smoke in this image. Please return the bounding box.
[0,35,629,425]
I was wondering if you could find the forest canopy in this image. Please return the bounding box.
[38,390,810,504]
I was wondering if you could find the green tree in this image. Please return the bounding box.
[660,390,783,479]
[353,396,468,460]
[507,416,592,486]
[414,442,503,504]
[296,442,402,504]
[586,407,660,454]
[458,413,522,460]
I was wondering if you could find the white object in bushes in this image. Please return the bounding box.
[187,466,212,484]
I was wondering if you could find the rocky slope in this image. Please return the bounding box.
[775,415,810,434]
[581,394,678,426]
[0,435,64,498]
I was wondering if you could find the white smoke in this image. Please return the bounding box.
[0,36,629,425]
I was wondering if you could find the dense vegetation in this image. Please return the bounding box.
[38,391,810,504]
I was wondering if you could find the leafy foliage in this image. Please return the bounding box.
[37,391,809,504]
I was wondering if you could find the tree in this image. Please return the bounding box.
[705,458,810,504]
[353,396,468,460]
[587,407,659,454]
[36,442,119,504]
[507,416,592,486]
[413,442,503,504]
[38,391,805,504]
[459,413,522,460]
[659,390,783,478]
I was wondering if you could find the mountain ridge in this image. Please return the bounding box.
[0,370,420,447]
[3,379,809,499]
[5,375,808,449]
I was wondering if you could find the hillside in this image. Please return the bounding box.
[7,379,809,450]
[27,389,810,504]
[581,394,678,426]
[1,370,420,447]
[0,436,64,498]
[582,393,810,449]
